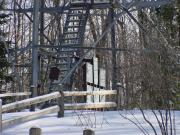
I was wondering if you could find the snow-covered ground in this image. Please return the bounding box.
[3,110,180,135]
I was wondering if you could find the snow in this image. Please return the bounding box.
[2,110,180,135]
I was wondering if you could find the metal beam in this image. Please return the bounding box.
[110,6,117,91]
[35,44,160,53]
[9,0,174,13]
[30,0,40,111]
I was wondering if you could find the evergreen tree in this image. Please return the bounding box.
[0,2,11,88]
[156,3,180,108]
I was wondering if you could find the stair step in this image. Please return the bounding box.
[67,19,84,22]
[66,25,83,28]
[70,7,84,10]
[63,37,79,40]
[64,31,79,34]
[56,56,69,59]
[61,43,80,46]
[68,18,84,21]
[69,9,84,13]
[68,13,85,16]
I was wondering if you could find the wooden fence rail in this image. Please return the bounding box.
[64,90,117,97]
[65,102,117,110]
[2,92,60,112]
[1,90,117,130]
[2,90,117,113]
[2,106,59,129]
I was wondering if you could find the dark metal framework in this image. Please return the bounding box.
[1,0,175,101]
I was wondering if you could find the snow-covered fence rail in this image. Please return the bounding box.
[0,90,117,130]
[64,90,117,96]
[2,92,60,112]
[0,92,31,98]
[2,90,117,113]
[65,102,117,110]
[2,106,59,129]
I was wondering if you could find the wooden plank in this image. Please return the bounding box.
[2,92,60,112]
[2,106,59,129]
[0,92,31,98]
[64,90,117,97]
[2,90,116,112]
[65,102,117,110]
[57,90,64,118]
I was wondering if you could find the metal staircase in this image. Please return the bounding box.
[50,0,175,91]
[55,3,90,90]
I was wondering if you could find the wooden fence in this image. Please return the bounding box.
[0,89,117,132]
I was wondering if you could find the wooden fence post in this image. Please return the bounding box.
[83,129,95,135]
[29,126,41,135]
[57,90,64,118]
[0,99,2,134]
